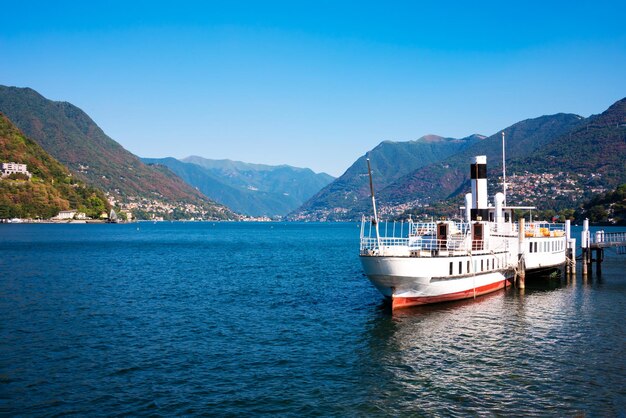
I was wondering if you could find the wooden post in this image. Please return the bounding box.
[518,217,525,289]
[582,219,589,277]
[565,220,571,275]
[596,248,603,276]
[571,238,576,275]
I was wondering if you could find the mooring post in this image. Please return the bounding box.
[570,238,576,275]
[596,248,603,276]
[565,219,571,275]
[582,218,589,277]
[518,217,525,289]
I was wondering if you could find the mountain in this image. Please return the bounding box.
[504,97,626,210]
[379,113,586,206]
[0,113,109,219]
[142,156,334,217]
[513,98,626,186]
[290,134,484,220]
[0,86,236,220]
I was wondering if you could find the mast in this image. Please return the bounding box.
[366,158,381,249]
[502,131,507,207]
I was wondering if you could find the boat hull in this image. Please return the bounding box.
[390,278,510,309]
[360,255,513,309]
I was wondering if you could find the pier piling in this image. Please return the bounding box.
[582,219,590,277]
[518,217,525,289]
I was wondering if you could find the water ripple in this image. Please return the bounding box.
[0,223,624,416]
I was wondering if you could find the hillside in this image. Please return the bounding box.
[380,113,585,206]
[395,98,626,220]
[290,134,484,220]
[0,113,109,219]
[574,184,626,225]
[143,157,334,217]
[499,98,626,210]
[0,86,236,220]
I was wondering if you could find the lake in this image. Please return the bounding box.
[1,222,624,416]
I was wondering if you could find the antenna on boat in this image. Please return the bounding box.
[366,157,381,248]
[502,131,507,207]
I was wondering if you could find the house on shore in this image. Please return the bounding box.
[52,210,87,220]
[1,162,32,179]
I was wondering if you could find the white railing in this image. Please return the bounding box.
[359,216,567,256]
[592,231,626,244]
[360,218,475,256]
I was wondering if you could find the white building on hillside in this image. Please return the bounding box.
[54,210,77,220]
[1,162,32,178]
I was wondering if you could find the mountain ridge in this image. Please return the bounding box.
[290,133,484,220]
[0,85,236,220]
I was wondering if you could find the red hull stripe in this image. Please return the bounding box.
[392,279,510,310]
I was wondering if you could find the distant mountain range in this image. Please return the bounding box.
[142,156,334,217]
[0,113,109,219]
[291,98,626,221]
[2,84,623,222]
[0,86,236,220]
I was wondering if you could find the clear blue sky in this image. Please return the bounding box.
[1,1,625,176]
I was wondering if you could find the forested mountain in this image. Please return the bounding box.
[512,98,626,187]
[0,86,236,220]
[143,157,334,217]
[380,113,585,206]
[0,113,109,219]
[290,134,484,220]
[291,99,625,221]
[391,98,625,220]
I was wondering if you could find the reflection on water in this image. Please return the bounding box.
[361,267,625,416]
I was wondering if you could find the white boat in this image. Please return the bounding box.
[359,154,567,310]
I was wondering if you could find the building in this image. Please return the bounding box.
[1,162,32,178]
[54,210,77,220]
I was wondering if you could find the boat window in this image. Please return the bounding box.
[487,259,490,270]
[481,259,484,272]
[450,262,453,275]
[459,261,463,275]
[467,260,471,273]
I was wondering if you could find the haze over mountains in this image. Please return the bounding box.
[142,156,333,217]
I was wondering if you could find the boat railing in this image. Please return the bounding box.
[523,221,566,238]
[360,218,477,256]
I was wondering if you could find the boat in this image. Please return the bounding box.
[108,209,119,223]
[359,153,567,310]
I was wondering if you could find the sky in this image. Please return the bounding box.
[1,1,625,177]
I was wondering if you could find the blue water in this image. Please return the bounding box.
[1,222,625,416]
